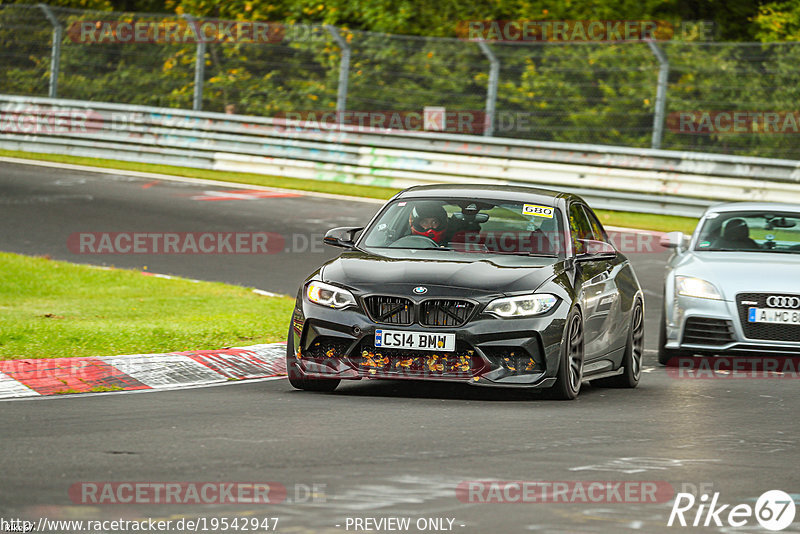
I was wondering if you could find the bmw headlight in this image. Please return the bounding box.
[675,276,723,300]
[485,293,558,318]
[306,281,357,309]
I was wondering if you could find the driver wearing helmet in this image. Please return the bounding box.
[408,201,449,244]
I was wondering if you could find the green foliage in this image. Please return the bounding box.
[0,0,789,42]
[2,1,799,159]
[754,0,800,41]
[3,0,113,10]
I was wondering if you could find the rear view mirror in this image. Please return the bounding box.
[323,227,363,249]
[767,216,796,229]
[453,212,489,223]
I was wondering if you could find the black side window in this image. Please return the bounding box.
[583,206,609,243]
[568,203,593,253]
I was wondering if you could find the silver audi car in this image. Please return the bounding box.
[659,202,800,363]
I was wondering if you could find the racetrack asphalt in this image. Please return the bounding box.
[1,160,798,533]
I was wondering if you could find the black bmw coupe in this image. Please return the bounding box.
[287,185,644,399]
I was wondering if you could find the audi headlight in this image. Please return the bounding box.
[306,281,357,309]
[675,276,723,300]
[485,293,558,318]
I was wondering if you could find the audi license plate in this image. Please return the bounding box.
[374,329,456,351]
[748,307,800,325]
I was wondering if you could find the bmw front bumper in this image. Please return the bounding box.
[288,294,571,388]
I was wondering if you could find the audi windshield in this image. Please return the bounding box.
[694,210,800,253]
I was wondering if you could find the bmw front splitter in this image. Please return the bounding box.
[289,304,568,389]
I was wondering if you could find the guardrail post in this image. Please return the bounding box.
[647,41,669,150]
[477,41,499,137]
[183,14,206,111]
[38,3,62,98]
[325,26,350,124]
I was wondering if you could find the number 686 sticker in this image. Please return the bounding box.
[756,490,796,531]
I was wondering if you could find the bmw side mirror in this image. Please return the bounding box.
[575,239,617,261]
[323,227,363,249]
[661,231,687,251]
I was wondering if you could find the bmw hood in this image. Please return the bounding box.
[677,252,800,298]
[320,249,564,297]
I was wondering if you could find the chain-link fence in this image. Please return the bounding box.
[2,4,799,159]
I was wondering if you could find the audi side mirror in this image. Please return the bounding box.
[661,231,687,251]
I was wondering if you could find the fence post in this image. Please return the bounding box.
[325,25,350,123]
[182,14,205,111]
[647,41,669,150]
[477,41,499,137]
[38,3,62,98]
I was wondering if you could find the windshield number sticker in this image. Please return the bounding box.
[523,204,554,218]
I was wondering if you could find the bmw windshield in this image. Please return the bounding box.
[694,210,800,254]
[359,198,567,257]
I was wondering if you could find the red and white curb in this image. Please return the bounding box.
[0,343,287,400]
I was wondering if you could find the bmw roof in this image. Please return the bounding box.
[395,184,574,205]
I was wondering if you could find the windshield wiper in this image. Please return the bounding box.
[485,251,557,257]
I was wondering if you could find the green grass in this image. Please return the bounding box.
[0,252,295,360]
[594,210,698,234]
[0,148,698,233]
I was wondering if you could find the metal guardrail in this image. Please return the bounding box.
[6,4,800,159]
[2,95,799,217]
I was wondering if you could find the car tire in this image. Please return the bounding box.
[546,308,584,400]
[286,327,340,392]
[657,307,691,366]
[595,298,643,388]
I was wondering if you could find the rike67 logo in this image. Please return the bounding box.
[668,490,796,531]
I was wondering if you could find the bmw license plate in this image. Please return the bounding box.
[374,329,456,351]
[748,307,800,325]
